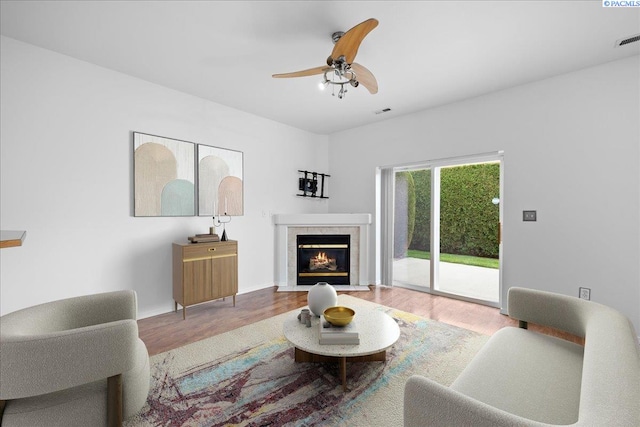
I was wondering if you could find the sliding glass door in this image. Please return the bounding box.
[382,153,502,307]
[391,168,431,289]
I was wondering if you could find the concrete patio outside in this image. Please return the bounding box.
[393,257,499,303]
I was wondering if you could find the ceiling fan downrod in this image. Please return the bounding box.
[331,31,345,44]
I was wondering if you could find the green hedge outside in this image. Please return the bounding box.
[393,171,416,258]
[409,169,431,252]
[407,163,500,259]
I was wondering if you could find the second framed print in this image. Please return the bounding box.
[198,144,244,216]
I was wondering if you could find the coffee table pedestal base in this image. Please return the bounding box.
[294,347,386,391]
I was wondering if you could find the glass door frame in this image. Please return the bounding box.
[377,151,504,309]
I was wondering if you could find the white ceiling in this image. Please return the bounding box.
[1,1,639,135]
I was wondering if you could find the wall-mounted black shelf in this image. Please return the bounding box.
[298,170,330,199]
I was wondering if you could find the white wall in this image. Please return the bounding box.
[328,56,640,332]
[0,36,329,318]
[2,35,639,332]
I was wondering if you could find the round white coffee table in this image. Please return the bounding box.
[283,308,400,391]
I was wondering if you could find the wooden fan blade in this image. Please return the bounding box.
[330,18,378,65]
[351,63,378,94]
[272,66,331,78]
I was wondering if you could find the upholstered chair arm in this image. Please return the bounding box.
[404,375,552,427]
[0,319,139,400]
[507,287,591,337]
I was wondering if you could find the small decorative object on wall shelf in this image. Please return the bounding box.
[298,170,330,199]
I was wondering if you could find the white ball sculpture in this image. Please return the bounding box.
[307,282,338,317]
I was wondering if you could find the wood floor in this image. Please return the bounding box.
[138,285,581,356]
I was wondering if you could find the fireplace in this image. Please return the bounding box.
[273,213,371,288]
[296,234,350,285]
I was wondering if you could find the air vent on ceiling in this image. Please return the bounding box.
[374,108,392,115]
[615,34,640,47]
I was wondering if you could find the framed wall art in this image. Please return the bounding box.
[197,144,244,216]
[133,132,196,217]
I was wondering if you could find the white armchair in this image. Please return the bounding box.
[0,290,150,426]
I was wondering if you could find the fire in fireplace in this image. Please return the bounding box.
[309,251,338,271]
[296,234,350,285]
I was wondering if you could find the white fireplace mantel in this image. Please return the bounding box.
[273,213,372,287]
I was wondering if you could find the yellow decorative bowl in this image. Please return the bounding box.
[323,306,355,326]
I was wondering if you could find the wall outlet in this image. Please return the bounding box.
[523,210,537,221]
[579,287,591,300]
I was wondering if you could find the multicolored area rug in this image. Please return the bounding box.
[125,295,489,427]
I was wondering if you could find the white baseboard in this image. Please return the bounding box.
[137,283,277,320]
[277,285,371,292]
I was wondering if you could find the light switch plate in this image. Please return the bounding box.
[523,210,537,221]
[579,287,591,300]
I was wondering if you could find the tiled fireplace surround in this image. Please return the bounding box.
[273,214,372,288]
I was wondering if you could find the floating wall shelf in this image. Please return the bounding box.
[1,230,26,249]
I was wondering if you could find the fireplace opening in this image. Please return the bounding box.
[297,234,350,285]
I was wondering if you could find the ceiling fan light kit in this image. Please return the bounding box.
[273,18,379,99]
[319,67,359,99]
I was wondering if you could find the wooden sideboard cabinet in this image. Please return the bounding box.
[172,240,238,319]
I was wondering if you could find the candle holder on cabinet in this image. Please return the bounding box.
[212,214,231,241]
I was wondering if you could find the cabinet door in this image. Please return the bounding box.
[212,255,238,299]
[183,258,214,305]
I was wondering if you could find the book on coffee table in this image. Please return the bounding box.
[319,315,360,345]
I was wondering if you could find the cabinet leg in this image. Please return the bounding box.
[174,301,177,313]
[233,295,236,306]
[183,306,186,320]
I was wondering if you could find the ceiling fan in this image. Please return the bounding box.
[272,18,379,99]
